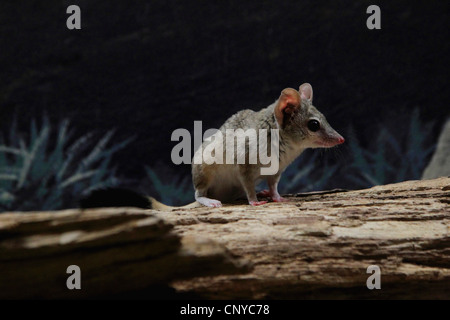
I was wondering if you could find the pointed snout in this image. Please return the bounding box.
[314,129,345,148]
[327,132,345,147]
[336,135,345,145]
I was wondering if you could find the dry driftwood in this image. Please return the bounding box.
[0,208,250,299]
[168,177,450,299]
[0,177,448,299]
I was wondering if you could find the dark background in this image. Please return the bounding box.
[0,0,448,200]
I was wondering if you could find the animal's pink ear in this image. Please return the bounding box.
[299,83,313,101]
[274,88,301,127]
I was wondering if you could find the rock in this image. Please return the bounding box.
[423,119,450,179]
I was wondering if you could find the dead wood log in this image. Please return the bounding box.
[168,177,449,299]
[0,208,250,299]
[0,177,448,299]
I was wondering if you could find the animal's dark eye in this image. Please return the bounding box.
[307,119,320,132]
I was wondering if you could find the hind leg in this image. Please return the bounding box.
[195,189,222,208]
[192,164,222,208]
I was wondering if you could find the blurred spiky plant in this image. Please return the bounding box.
[346,108,435,188]
[0,116,133,212]
[144,166,193,206]
[278,149,339,194]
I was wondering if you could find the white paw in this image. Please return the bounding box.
[197,197,222,208]
[204,199,222,208]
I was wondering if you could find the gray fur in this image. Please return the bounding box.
[192,84,344,207]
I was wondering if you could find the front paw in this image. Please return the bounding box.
[249,200,268,206]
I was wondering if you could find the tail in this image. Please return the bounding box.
[79,188,200,211]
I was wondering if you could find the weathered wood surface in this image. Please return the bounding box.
[0,177,448,299]
[0,208,250,299]
[168,177,450,299]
